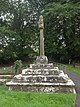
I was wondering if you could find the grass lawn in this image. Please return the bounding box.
[0,86,76,107]
[65,65,80,75]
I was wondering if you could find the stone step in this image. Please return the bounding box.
[12,74,71,83]
[30,63,53,68]
[0,75,14,79]
[14,74,65,77]
[6,81,75,86]
[22,68,60,75]
[6,84,75,93]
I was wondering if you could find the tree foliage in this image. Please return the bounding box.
[0,0,38,64]
[0,0,80,64]
[43,3,80,63]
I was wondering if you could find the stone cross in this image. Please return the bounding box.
[38,15,44,56]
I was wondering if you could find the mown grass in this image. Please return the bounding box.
[65,65,80,75]
[0,86,76,107]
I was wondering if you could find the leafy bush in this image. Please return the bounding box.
[14,60,22,74]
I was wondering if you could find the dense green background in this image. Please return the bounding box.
[0,0,80,64]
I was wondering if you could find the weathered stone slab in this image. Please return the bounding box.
[36,56,48,64]
[7,73,74,84]
[22,68,60,75]
[7,85,75,93]
[30,63,53,69]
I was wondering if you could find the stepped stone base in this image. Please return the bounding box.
[8,85,75,93]
[6,56,76,93]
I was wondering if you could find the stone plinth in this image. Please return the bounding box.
[36,56,48,64]
[7,85,75,93]
[6,63,75,93]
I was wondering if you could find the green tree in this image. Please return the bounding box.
[43,3,80,63]
[0,0,80,64]
[0,0,38,63]
[0,27,20,63]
